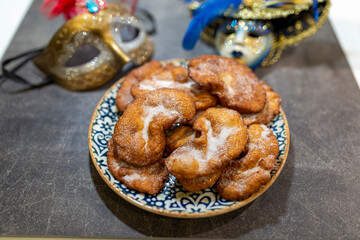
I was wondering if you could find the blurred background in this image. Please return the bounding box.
[1,0,359,88]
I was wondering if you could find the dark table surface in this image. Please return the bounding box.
[1,0,360,239]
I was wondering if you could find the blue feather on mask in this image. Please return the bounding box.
[182,0,242,50]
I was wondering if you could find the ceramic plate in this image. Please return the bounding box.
[88,59,290,218]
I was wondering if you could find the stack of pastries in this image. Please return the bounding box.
[107,55,281,201]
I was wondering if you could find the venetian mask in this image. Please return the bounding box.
[185,0,330,68]
[215,20,273,68]
[33,2,153,90]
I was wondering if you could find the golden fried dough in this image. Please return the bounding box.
[165,109,212,153]
[188,55,266,113]
[107,138,169,195]
[216,124,279,200]
[131,65,217,111]
[165,109,209,154]
[130,65,189,97]
[242,82,281,125]
[166,108,248,191]
[192,92,218,111]
[112,89,196,167]
[115,60,162,112]
[166,126,197,153]
[179,170,223,192]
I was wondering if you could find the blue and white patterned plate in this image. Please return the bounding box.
[88,59,290,218]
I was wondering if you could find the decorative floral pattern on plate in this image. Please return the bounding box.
[88,59,290,218]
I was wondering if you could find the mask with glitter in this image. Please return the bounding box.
[184,0,329,68]
[215,20,273,68]
[33,2,153,90]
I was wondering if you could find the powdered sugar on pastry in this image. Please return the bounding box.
[216,124,279,200]
[115,60,163,112]
[188,55,266,113]
[111,89,196,167]
[205,119,234,162]
[107,138,169,195]
[141,105,180,146]
[242,81,281,125]
[122,172,145,183]
[165,108,248,191]
[137,79,199,93]
[130,65,218,111]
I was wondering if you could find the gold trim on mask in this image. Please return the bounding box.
[190,0,325,20]
[261,0,330,66]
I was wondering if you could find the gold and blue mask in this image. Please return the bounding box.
[183,0,329,68]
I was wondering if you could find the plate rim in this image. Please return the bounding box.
[88,59,290,218]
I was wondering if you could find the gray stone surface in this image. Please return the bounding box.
[1,0,360,239]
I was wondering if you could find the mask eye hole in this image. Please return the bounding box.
[224,28,236,35]
[65,44,100,67]
[118,25,140,42]
[248,31,261,38]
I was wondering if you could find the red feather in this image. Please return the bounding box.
[40,0,78,20]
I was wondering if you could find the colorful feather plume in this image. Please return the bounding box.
[40,0,107,20]
[40,0,77,19]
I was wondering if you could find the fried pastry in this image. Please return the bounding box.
[166,126,197,153]
[131,65,217,111]
[165,108,211,153]
[107,138,169,195]
[242,82,281,125]
[166,108,248,191]
[178,170,223,192]
[115,60,162,112]
[112,88,196,167]
[165,109,208,153]
[216,124,279,200]
[189,109,206,125]
[188,55,266,113]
